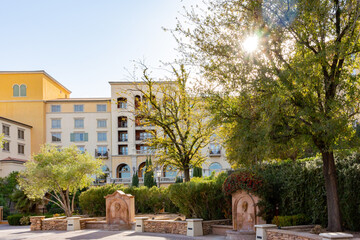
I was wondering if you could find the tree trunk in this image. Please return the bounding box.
[184,167,190,182]
[321,151,342,231]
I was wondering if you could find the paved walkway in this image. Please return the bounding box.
[0,225,226,240]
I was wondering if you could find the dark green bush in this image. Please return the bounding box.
[168,172,229,220]
[271,214,309,227]
[79,184,124,216]
[226,154,360,231]
[7,214,25,226]
[79,184,178,216]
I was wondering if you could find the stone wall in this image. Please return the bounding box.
[41,218,67,231]
[266,229,321,240]
[30,216,45,231]
[202,219,232,235]
[30,216,97,231]
[144,220,187,235]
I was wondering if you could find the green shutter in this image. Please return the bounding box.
[13,85,19,97]
[84,133,88,142]
[20,84,26,96]
[70,133,75,142]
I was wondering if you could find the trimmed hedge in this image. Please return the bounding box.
[272,214,309,227]
[79,185,178,216]
[7,214,26,226]
[168,173,229,220]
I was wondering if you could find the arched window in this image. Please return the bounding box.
[118,116,127,128]
[97,165,110,182]
[20,84,27,96]
[138,162,146,177]
[117,97,127,109]
[209,162,222,175]
[135,95,141,109]
[163,165,177,178]
[117,164,130,178]
[13,84,19,97]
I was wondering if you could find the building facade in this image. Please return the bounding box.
[0,71,231,184]
[0,116,32,178]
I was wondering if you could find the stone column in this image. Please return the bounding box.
[255,224,277,240]
[0,206,3,221]
[67,217,81,231]
[30,216,45,231]
[319,233,353,240]
[187,219,203,237]
[135,217,148,232]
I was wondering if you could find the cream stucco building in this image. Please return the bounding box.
[0,71,231,184]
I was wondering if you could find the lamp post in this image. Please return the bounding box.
[156,167,161,187]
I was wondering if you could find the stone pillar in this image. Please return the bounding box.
[0,206,3,221]
[319,233,353,240]
[255,224,277,240]
[30,216,45,231]
[135,217,148,232]
[187,219,203,237]
[67,217,81,231]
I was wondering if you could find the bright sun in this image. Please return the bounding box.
[242,35,259,53]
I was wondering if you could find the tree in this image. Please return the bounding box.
[174,0,360,231]
[144,158,156,188]
[10,189,43,214]
[135,65,216,182]
[193,167,203,178]
[18,145,103,217]
[132,171,139,187]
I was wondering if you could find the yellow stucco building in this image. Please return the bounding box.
[0,71,71,154]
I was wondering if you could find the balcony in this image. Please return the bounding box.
[209,149,221,156]
[136,149,154,155]
[95,150,108,158]
[160,177,176,183]
[111,178,131,184]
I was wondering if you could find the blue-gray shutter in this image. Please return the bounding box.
[84,133,88,142]
[70,133,75,142]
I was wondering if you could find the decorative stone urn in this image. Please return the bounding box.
[104,190,135,228]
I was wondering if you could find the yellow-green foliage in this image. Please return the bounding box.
[18,144,103,217]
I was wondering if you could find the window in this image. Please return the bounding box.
[135,95,141,109]
[13,84,19,97]
[51,133,61,142]
[118,145,128,155]
[209,162,222,175]
[20,84,26,96]
[18,129,25,140]
[136,144,151,154]
[2,141,9,152]
[71,132,88,142]
[118,116,127,128]
[51,119,61,129]
[164,165,177,178]
[138,162,146,177]
[18,144,24,154]
[97,119,107,128]
[118,131,128,142]
[96,146,108,157]
[135,116,144,126]
[136,130,153,140]
[209,143,221,155]
[51,105,61,112]
[74,118,84,128]
[117,164,130,178]
[117,97,127,109]
[2,125,10,136]
[74,104,84,112]
[77,146,85,153]
[97,132,107,142]
[97,104,107,112]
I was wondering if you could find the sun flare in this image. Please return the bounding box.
[243,35,259,53]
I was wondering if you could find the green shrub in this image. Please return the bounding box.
[20,216,30,225]
[79,184,178,216]
[79,184,124,216]
[132,172,139,187]
[271,214,309,227]
[168,173,229,220]
[7,214,25,226]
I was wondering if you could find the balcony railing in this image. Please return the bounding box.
[136,135,153,141]
[118,137,128,142]
[136,149,154,155]
[160,177,176,183]
[209,150,221,156]
[111,178,131,184]
[95,150,108,158]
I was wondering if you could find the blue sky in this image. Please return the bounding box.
[0,0,200,97]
